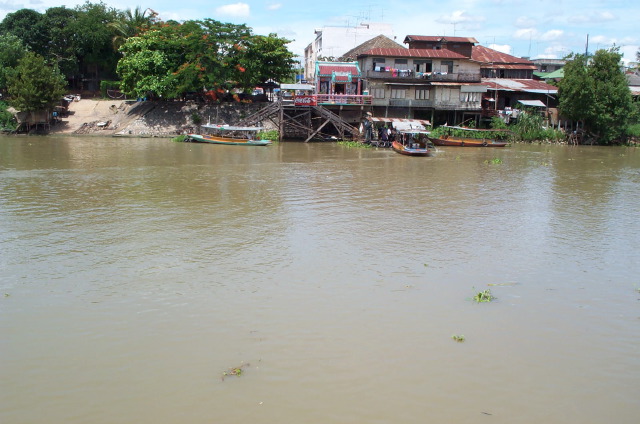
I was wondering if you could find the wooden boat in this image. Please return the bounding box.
[391,140,431,156]
[188,124,272,146]
[429,125,510,147]
[428,134,509,147]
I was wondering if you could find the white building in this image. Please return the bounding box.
[304,22,395,82]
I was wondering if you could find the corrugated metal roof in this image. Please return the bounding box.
[483,78,558,93]
[360,48,467,59]
[472,45,534,67]
[404,35,478,44]
[518,100,547,107]
[316,63,360,77]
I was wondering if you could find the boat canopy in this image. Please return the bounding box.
[371,117,431,131]
[202,124,263,131]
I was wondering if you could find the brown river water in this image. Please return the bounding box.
[1,136,639,424]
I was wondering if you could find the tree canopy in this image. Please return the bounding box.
[0,34,27,91]
[116,19,295,99]
[558,48,633,144]
[0,4,297,103]
[6,51,67,112]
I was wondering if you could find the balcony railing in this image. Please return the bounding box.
[365,70,481,83]
[373,98,481,110]
[314,94,373,105]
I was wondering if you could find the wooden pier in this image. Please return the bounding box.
[237,100,364,142]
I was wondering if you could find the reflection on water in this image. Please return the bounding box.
[1,136,639,424]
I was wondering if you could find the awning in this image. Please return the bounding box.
[280,83,315,91]
[518,100,546,108]
[371,117,431,130]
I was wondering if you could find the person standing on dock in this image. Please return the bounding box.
[363,112,373,144]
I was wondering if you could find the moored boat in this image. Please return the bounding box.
[391,140,431,156]
[428,134,508,147]
[429,125,510,147]
[188,124,272,146]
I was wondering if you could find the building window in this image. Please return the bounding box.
[460,92,480,102]
[413,60,432,73]
[416,88,430,100]
[390,87,406,99]
[372,88,385,99]
[373,58,386,71]
[440,61,454,74]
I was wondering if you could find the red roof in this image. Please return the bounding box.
[404,35,478,44]
[360,48,467,59]
[472,45,535,69]
[317,63,360,77]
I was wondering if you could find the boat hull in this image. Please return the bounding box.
[391,140,431,156]
[429,136,507,147]
[187,133,271,146]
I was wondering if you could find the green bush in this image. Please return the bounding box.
[0,101,17,130]
[257,129,279,141]
[511,109,564,142]
[99,81,120,98]
[627,123,640,138]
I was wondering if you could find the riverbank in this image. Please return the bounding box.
[49,99,271,137]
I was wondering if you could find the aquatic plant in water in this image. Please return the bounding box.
[338,141,372,148]
[484,158,503,164]
[452,334,466,342]
[474,289,494,303]
[221,363,250,381]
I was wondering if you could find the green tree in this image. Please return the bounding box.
[558,48,633,144]
[109,6,159,51]
[116,19,296,99]
[236,33,296,90]
[6,52,67,112]
[40,7,81,78]
[0,34,27,91]
[73,2,121,77]
[0,9,48,57]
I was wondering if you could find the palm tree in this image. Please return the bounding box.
[109,7,159,51]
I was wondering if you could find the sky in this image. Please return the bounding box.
[1,0,638,65]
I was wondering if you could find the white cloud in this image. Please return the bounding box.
[215,3,250,18]
[570,10,616,25]
[436,10,480,24]
[515,16,536,28]
[267,3,282,11]
[489,44,512,55]
[514,28,538,40]
[540,30,563,42]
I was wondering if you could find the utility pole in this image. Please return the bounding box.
[585,34,589,56]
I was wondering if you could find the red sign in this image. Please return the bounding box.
[294,95,317,106]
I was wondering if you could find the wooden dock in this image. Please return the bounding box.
[237,101,364,142]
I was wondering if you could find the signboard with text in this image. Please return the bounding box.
[294,95,317,106]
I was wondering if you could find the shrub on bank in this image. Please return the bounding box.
[0,101,17,130]
[257,129,279,142]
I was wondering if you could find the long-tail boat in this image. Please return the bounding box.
[188,124,271,146]
[428,125,510,147]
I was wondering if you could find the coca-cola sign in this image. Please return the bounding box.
[294,95,317,106]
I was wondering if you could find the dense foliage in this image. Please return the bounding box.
[509,109,564,142]
[0,2,296,106]
[0,34,26,91]
[6,52,67,112]
[558,48,634,144]
[116,20,295,99]
[0,101,17,129]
